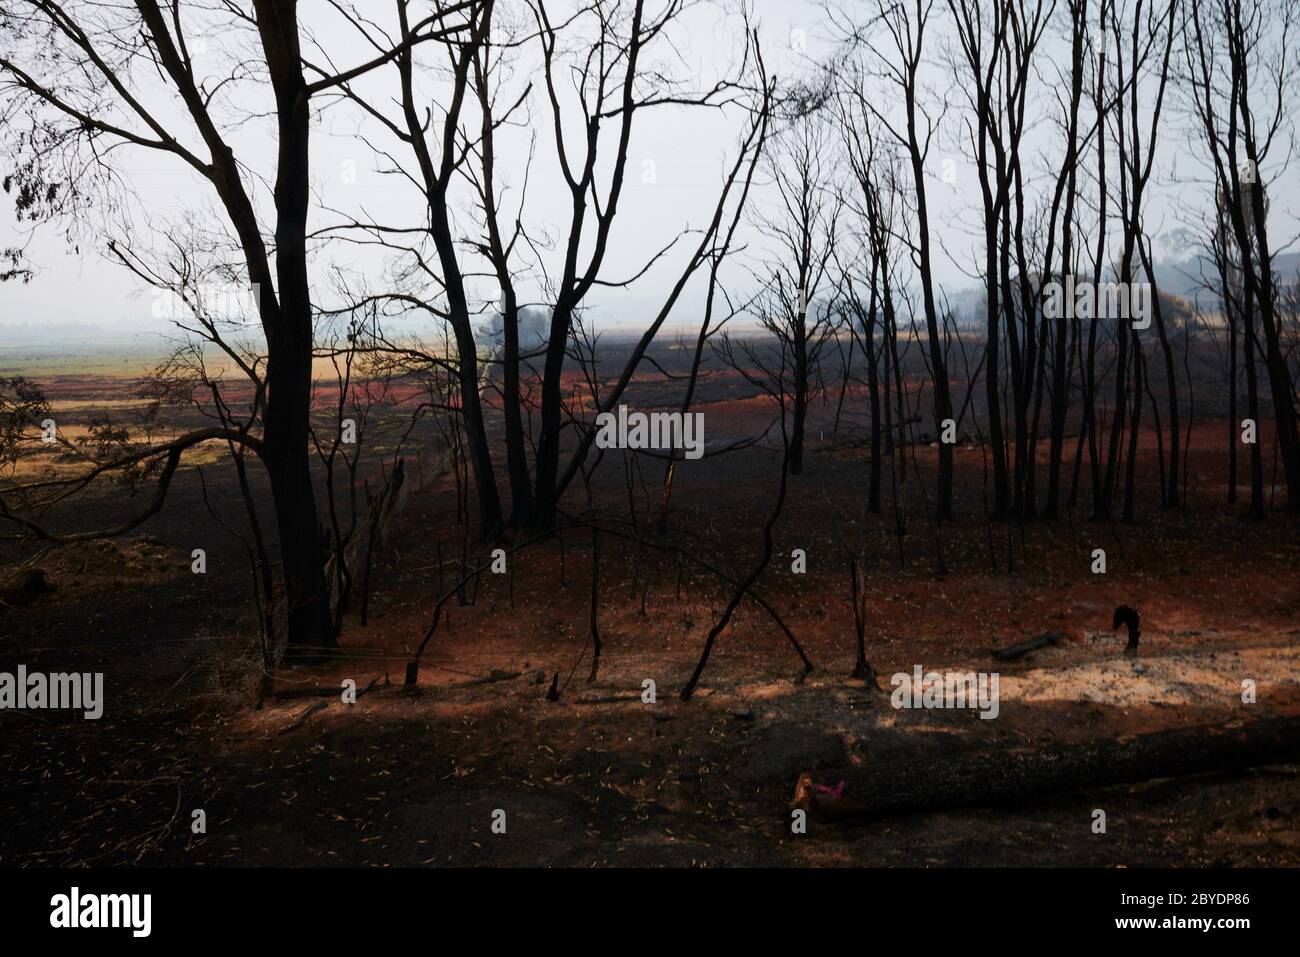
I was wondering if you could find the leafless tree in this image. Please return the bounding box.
[726,111,840,476]
[827,0,956,519]
[0,0,476,651]
[1183,0,1300,514]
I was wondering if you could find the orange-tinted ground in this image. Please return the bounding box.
[2,345,1298,866]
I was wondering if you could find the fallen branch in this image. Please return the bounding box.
[792,716,1300,821]
[278,701,328,735]
[1,427,264,543]
[573,693,643,705]
[991,631,1066,662]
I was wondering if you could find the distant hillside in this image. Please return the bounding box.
[1153,249,1300,309]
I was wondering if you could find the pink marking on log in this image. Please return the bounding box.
[811,780,845,798]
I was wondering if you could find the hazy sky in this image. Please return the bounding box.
[1,0,1292,346]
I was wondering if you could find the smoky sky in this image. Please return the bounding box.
[1,0,1291,343]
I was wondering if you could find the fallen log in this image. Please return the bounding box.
[792,716,1300,821]
[991,630,1065,661]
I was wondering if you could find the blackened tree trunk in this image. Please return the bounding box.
[1243,280,1265,517]
[999,199,1027,518]
[500,300,534,528]
[949,0,1010,517]
[865,267,884,514]
[393,6,503,539]
[1071,15,1110,515]
[473,32,534,529]
[1223,249,1240,504]
[451,312,504,537]
[1184,0,1297,509]
[791,320,809,476]
[1242,174,1300,511]
[2,0,475,653]
[532,300,572,529]
[1139,238,1180,508]
[906,82,953,520]
[1123,340,1144,522]
[253,0,333,652]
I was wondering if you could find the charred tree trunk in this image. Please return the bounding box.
[473,31,534,530]
[1243,287,1265,518]
[451,315,504,538]
[1044,1,1084,519]
[1123,340,1144,522]
[395,9,503,540]
[865,306,883,514]
[849,557,874,682]
[500,303,534,528]
[533,301,572,529]
[903,20,953,521]
[791,323,809,476]
[1140,239,1181,509]
[1226,272,1240,504]
[257,0,334,655]
[588,524,601,682]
